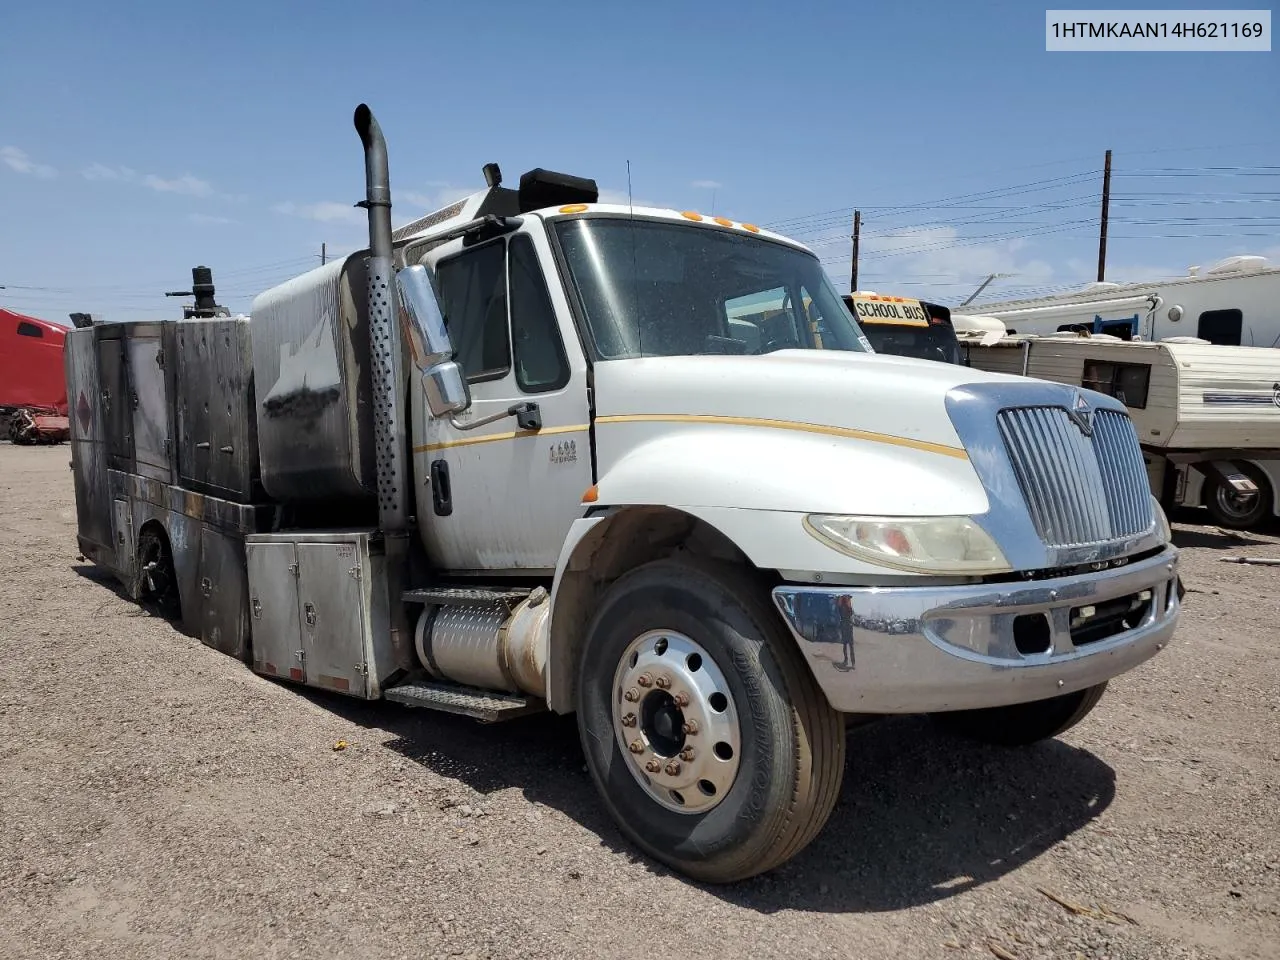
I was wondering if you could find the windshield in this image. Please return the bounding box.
[859,321,961,365]
[552,217,871,359]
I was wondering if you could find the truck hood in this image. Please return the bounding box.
[591,350,1025,516]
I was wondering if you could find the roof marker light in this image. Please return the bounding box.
[742,223,760,233]
[713,216,733,227]
[559,203,588,214]
[681,211,703,221]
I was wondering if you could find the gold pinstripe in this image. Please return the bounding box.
[412,423,588,454]
[411,413,968,460]
[594,413,968,460]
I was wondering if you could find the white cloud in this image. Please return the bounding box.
[822,224,1059,301]
[400,184,475,210]
[691,179,723,190]
[143,173,213,197]
[188,213,234,225]
[81,162,136,182]
[1,146,56,179]
[273,200,365,226]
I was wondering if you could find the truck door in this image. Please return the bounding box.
[412,224,592,573]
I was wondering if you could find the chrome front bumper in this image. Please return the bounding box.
[772,546,1180,714]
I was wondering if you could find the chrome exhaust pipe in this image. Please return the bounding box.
[354,103,392,263]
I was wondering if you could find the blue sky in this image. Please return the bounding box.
[1,1,1276,323]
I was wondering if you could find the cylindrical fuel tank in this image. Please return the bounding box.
[413,589,551,698]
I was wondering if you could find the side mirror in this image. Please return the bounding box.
[395,264,471,418]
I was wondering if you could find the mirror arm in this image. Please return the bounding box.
[448,401,542,433]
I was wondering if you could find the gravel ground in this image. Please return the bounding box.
[1,442,1276,960]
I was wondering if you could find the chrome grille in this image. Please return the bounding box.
[997,406,1153,548]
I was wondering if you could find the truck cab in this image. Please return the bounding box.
[67,105,1182,886]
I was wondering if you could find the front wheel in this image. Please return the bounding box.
[930,682,1108,746]
[576,559,845,883]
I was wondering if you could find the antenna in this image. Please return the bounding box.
[626,159,634,216]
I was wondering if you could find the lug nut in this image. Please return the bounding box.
[655,675,672,690]
[672,691,690,708]
[621,713,637,727]
[628,739,645,754]
[637,673,653,688]
[644,759,661,773]
[680,747,696,762]
[623,687,640,702]
[664,760,682,776]
[682,719,699,734]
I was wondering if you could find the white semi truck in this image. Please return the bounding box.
[66,105,1183,883]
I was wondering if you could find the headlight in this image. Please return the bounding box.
[803,514,1012,574]
[1152,495,1171,542]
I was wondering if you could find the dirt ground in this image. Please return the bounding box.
[1,442,1276,960]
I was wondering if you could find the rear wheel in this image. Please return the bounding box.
[931,682,1108,747]
[576,558,845,883]
[137,527,181,620]
[1204,463,1271,529]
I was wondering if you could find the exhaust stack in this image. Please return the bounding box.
[352,103,406,533]
[354,103,413,670]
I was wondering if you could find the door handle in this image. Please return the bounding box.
[430,459,452,516]
[304,602,317,627]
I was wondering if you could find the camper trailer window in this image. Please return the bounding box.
[16,321,43,338]
[1197,308,1243,346]
[1082,360,1151,409]
[436,239,511,383]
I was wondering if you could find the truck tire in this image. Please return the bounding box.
[137,527,182,621]
[931,682,1108,747]
[576,558,844,883]
[1204,463,1271,530]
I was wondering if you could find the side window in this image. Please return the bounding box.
[799,285,827,348]
[1083,360,1151,409]
[435,241,510,382]
[1096,316,1137,340]
[16,321,43,338]
[508,235,570,392]
[1197,308,1243,346]
[722,286,803,354]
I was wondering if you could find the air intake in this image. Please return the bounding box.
[517,168,598,213]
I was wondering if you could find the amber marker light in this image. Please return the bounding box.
[559,203,588,214]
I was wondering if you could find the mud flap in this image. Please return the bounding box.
[1202,460,1259,497]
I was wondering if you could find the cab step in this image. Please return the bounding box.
[402,586,532,606]
[383,681,543,723]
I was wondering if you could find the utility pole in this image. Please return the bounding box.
[321,242,327,266]
[1097,148,1112,282]
[850,210,861,293]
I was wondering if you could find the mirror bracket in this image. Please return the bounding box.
[449,401,542,433]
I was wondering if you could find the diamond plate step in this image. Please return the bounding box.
[384,681,544,722]
[402,586,531,606]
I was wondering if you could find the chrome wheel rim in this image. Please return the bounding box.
[1214,484,1258,521]
[611,630,742,814]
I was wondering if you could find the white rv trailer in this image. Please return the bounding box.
[956,323,1280,529]
[953,255,1280,348]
